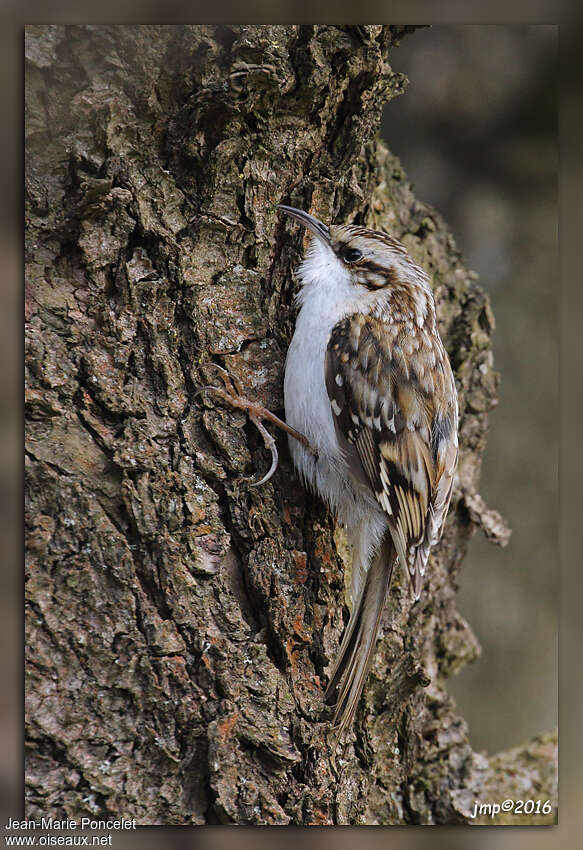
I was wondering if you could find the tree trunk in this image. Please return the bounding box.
[25,25,556,825]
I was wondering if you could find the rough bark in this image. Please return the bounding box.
[25,25,556,825]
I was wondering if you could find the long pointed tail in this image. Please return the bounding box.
[324,534,396,740]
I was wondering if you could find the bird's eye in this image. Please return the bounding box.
[342,247,363,264]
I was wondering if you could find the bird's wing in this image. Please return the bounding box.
[325,312,457,599]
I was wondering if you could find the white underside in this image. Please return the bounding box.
[283,239,388,599]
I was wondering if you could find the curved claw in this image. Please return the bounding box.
[249,415,279,486]
[204,362,243,396]
[195,363,315,485]
[196,384,278,486]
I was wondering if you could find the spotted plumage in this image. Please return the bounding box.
[277,205,459,739]
[325,312,457,600]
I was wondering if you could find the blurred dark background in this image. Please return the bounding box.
[382,25,557,754]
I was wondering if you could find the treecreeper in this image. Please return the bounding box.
[205,204,459,741]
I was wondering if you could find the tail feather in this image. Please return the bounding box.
[324,534,396,740]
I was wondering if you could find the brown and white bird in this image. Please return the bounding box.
[203,205,458,739]
[278,205,459,738]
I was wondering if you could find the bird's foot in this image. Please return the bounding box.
[200,363,317,486]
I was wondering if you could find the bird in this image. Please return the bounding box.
[204,204,458,740]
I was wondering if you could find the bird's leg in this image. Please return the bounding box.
[201,363,318,486]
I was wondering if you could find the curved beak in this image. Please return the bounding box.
[277,205,330,246]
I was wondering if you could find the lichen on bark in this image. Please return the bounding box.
[25,24,556,825]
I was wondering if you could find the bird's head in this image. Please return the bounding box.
[277,205,430,298]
